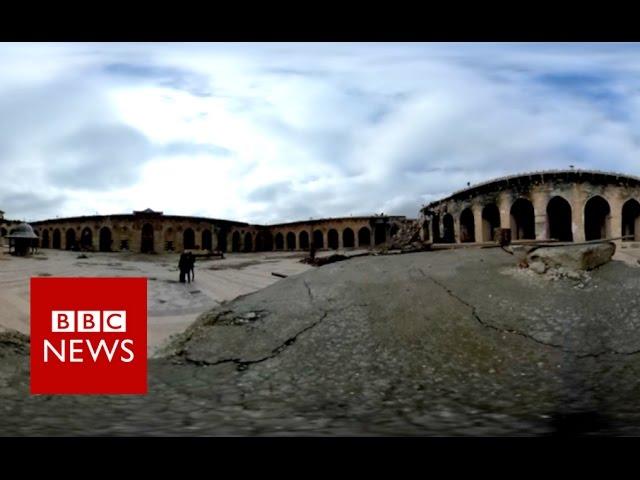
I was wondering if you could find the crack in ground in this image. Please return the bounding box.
[303,280,314,303]
[180,310,331,371]
[424,271,640,359]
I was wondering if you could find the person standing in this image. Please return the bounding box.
[188,252,195,282]
[178,252,189,283]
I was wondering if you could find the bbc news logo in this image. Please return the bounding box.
[31,278,147,394]
[45,311,134,363]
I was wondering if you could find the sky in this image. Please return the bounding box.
[2,42,640,224]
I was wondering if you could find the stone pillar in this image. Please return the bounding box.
[92,228,99,251]
[572,185,587,243]
[453,213,461,243]
[531,190,549,240]
[607,190,622,240]
[472,204,483,243]
[497,191,512,230]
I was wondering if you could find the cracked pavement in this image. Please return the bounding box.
[3,248,640,435]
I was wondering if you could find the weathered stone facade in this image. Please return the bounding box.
[420,170,640,245]
[7,208,406,254]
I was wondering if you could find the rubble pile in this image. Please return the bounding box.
[387,220,430,253]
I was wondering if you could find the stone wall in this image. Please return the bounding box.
[420,170,640,245]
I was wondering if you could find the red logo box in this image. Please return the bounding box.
[30,277,147,394]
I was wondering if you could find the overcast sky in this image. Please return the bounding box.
[2,43,640,224]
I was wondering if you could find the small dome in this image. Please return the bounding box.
[7,223,38,239]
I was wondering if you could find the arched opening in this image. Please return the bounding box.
[65,228,77,251]
[275,232,284,250]
[183,228,195,250]
[622,199,640,241]
[343,228,354,248]
[202,230,212,251]
[53,229,61,249]
[41,229,50,248]
[164,227,175,252]
[510,198,535,240]
[141,223,154,253]
[358,227,371,246]
[232,231,241,252]
[286,232,296,250]
[547,196,573,242]
[442,214,455,243]
[422,221,430,242]
[431,214,441,242]
[481,204,500,242]
[256,231,273,251]
[299,231,310,250]
[374,224,386,245]
[217,230,227,252]
[99,227,112,252]
[0,227,6,237]
[584,195,611,241]
[244,232,253,252]
[80,227,93,250]
[459,208,475,243]
[313,230,324,249]
[328,229,339,250]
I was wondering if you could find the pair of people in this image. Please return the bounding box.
[178,251,195,283]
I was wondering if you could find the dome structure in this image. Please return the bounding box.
[7,222,38,239]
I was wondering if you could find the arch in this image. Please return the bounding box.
[374,224,386,245]
[421,221,430,242]
[65,228,77,251]
[217,230,227,252]
[183,228,195,250]
[53,229,61,249]
[547,196,573,242]
[510,198,535,240]
[0,227,6,237]
[584,195,611,241]
[481,204,500,242]
[41,229,50,248]
[256,231,273,251]
[313,229,324,249]
[80,227,93,250]
[275,232,284,250]
[459,208,475,243]
[343,227,355,248]
[299,231,310,250]
[163,227,175,252]
[202,230,212,251]
[442,214,455,243]
[431,214,441,242]
[328,229,339,250]
[358,227,371,246]
[232,231,241,252]
[99,227,112,252]
[622,199,640,241]
[244,232,253,252]
[141,223,154,253]
[286,232,296,250]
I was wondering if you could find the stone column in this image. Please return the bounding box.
[472,204,483,243]
[531,190,549,240]
[453,213,461,243]
[572,185,586,243]
[497,191,512,230]
[607,189,622,240]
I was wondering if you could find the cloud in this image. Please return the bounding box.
[47,124,153,189]
[4,43,640,224]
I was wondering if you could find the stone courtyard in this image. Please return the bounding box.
[3,246,640,435]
